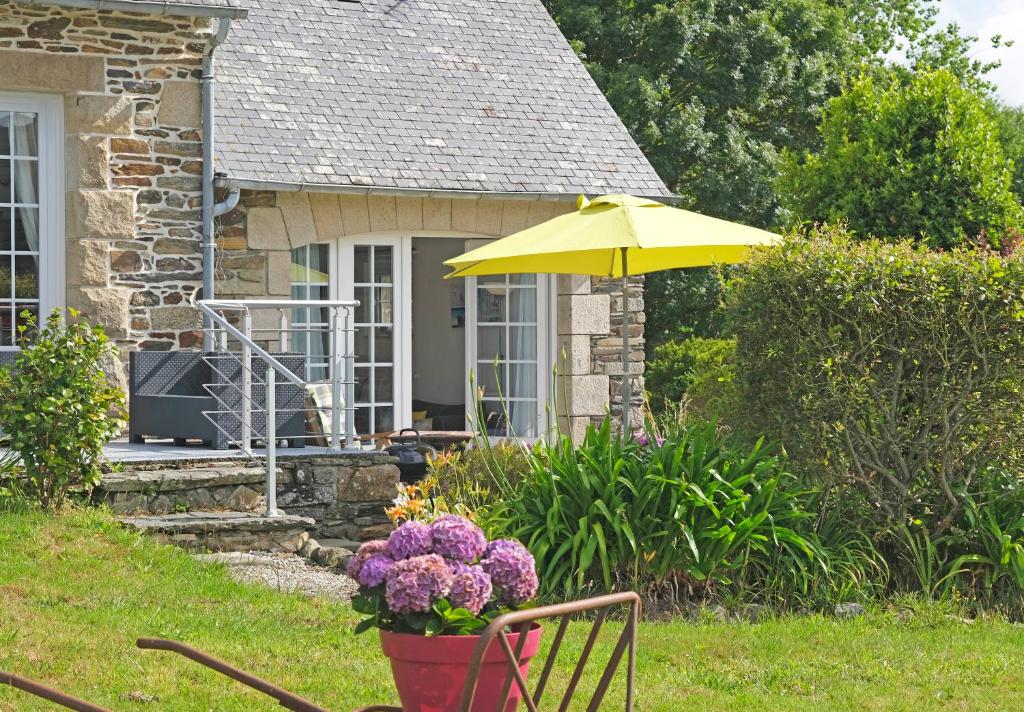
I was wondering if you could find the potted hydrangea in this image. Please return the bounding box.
[346,515,541,711]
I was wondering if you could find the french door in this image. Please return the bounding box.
[466,273,551,438]
[0,92,63,349]
[336,236,411,436]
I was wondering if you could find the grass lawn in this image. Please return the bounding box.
[1,507,1023,711]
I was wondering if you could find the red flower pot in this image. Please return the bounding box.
[379,624,543,712]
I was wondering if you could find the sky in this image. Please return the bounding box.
[933,0,1024,105]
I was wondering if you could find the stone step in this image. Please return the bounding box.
[119,511,314,553]
[97,466,284,515]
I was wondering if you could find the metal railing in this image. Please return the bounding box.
[196,299,360,516]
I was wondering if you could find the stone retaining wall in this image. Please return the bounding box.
[98,453,400,540]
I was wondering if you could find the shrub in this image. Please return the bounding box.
[503,417,824,604]
[646,337,734,415]
[779,69,1024,249]
[0,309,125,510]
[726,228,1024,541]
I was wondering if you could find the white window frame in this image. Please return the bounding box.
[291,233,554,440]
[335,234,412,435]
[0,91,64,350]
[464,273,554,440]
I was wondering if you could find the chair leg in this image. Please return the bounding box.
[0,671,111,712]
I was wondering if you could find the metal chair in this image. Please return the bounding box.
[0,592,640,711]
[0,671,111,712]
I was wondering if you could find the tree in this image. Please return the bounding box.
[993,103,1024,205]
[543,0,935,228]
[778,69,1023,249]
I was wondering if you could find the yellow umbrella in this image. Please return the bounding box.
[444,194,780,430]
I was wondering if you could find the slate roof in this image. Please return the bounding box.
[216,0,671,197]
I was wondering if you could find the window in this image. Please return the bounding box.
[352,244,395,435]
[290,243,331,381]
[472,274,544,437]
[0,94,61,348]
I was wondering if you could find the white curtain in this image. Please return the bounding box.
[507,281,538,437]
[12,113,38,254]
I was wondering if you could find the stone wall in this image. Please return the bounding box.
[0,2,210,386]
[97,452,401,541]
[222,190,646,436]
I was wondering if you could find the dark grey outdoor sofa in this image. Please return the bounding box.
[128,351,307,449]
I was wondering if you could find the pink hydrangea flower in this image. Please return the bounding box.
[385,554,453,614]
[447,563,493,615]
[356,554,394,588]
[431,515,487,563]
[481,539,538,605]
[346,539,389,581]
[386,520,434,560]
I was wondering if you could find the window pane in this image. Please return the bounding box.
[0,207,9,250]
[12,160,37,205]
[375,406,394,433]
[354,286,371,323]
[13,207,37,252]
[511,274,536,286]
[376,286,393,323]
[354,245,370,283]
[13,255,37,298]
[375,367,393,402]
[11,113,37,157]
[509,364,537,399]
[476,362,506,398]
[0,161,10,204]
[478,288,506,322]
[355,407,370,436]
[14,304,35,341]
[509,326,536,360]
[510,288,536,322]
[354,327,370,361]
[0,305,12,347]
[508,400,538,437]
[374,246,393,284]
[476,324,505,360]
[0,113,9,156]
[375,326,393,362]
[480,401,507,436]
[354,366,371,402]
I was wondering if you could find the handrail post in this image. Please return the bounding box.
[241,309,253,453]
[278,308,289,352]
[265,366,278,517]
[330,307,343,450]
[344,306,357,449]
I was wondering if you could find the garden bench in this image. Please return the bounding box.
[0,592,640,711]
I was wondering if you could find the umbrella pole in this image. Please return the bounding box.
[620,247,631,434]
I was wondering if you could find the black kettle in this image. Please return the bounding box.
[386,429,437,484]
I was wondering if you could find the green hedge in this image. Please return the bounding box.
[645,336,734,415]
[725,226,1024,540]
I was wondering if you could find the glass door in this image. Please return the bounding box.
[468,273,550,438]
[336,237,411,436]
[0,94,61,349]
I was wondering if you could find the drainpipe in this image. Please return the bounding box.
[201,18,234,351]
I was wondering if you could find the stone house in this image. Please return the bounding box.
[0,0,672,441]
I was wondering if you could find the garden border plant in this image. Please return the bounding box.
[0,308,125,510]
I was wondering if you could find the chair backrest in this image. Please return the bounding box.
[459,591,641,712]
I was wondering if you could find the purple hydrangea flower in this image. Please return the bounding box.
[386,520,434,560]
[447,563,493,615]
[356,554,394,588]
[346,539,389,581]
[385,554,454,614]
[481,539,538,605]
[431,515,487,563]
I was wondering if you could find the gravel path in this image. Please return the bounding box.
[195,552,358,601]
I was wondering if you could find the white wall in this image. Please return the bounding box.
[412,237,466,406]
